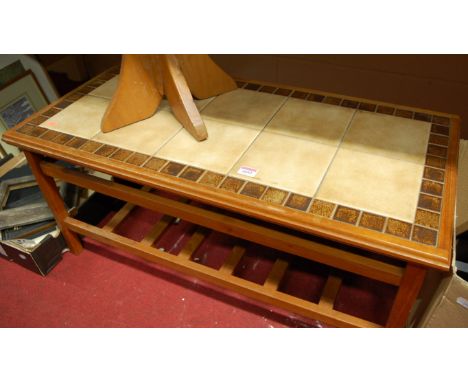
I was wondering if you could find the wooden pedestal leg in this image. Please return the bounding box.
[386,263,426,327]
[101,54,162,133]
[162,54,208,141]
[24,151,83,254]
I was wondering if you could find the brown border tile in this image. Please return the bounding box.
[144,157,167,171]
[236,81,246,88]
[55,100,73,109]
[412,226,437,246]
[307,93,325,102]
[428,134,449,147]
[421,179,443,196]
[358,102,377,112]
[40,129,61,141]
[110,148,133,162]
[65,137,87,149]
[341,99,359,109]
[425,155,446,169]
[427,144,447,158]
[417,194,442,212]
[290,91,308,99]
[359,212,386,232]
[285,194,312,211]
[29,115,48,125]
[385,218,412,239]
[95,144,118,157]
[262,187,288,205]
[395,109,414,119]
[220,177,245,193]
[79,140,102,153]
[198,172,224,187]
[240,182,267,199]
[179,166,204,182]
[432,116,450,126]
[259,85,276,94]
[42,108,61,118]
[323,96,341,105]
[414,112,432,122]
[415,209,440,229]
[275,88,292,96]
[244,83,261,91]
[333,206,360,225]
[376,105,395,115]
[309,199,335,218]
[431,124,450,136]
[423,167,445,183]
[51,133,74,145]
[160,161,185,175]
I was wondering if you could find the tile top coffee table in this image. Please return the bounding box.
[2,66,460,327]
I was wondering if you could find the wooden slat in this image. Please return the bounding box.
[64,217,380,328]
[319,275,343,310]
[220,245,245,274]
[264,259,289,290]
[42,162,404,286]
[103,186,151,232]
[178,228,208,259]
[140,215,174,246]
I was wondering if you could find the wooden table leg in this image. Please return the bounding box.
[24,151,83,254]
[386,263,426,327]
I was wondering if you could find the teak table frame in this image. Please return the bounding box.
[3,67,460,328]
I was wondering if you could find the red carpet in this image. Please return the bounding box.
[0,203,396,328]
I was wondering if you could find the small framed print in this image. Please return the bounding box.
[0,70,49,155]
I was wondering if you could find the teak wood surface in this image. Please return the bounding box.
[2,66,460,327]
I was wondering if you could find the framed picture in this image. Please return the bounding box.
[0,70,49,155]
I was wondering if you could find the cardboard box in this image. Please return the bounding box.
[0,229,65,276]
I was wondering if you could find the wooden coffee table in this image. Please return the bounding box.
[2,66,460,327]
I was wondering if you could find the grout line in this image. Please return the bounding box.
[311,109,358,200]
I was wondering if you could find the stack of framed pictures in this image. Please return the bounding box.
[0,60,50,156]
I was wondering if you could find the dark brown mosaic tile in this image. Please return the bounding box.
[418,194,442,212]
[236,81,246,88]
[65,93,84,102]
[220,177,245,193]
[79,140,102,153]
[309,199,335,218]
[55,100,73,109]
[126,153,149,166]
[87,79,107,87]
[262,188,288,205]
[385,218,412,239]
[421,180,443,196]
[425,155,446,169]
[99,72,117,80]
[427,144,447,158]
[180,167,204,182]
[198,172,224,187]
[323,96,341,105]
[29,115,48,125]
[52,133,74,145]
[42,108,61,118]
[341,99,359,109]
[291,91,308,99]
[40,129,61,141]
[412,226,437,246]
[415,209,439,229]
[144,157,167,171]
[259,85,276,94]
[65,137,87,149]
[110,148,133,162]
[240,182,266,199]
[285,194,312,211]
[95,145,118,157]
[431,124,450,136]
[275,88,292,96]
[359,212,386,232]
[395,109,414,119]
[160,161,185,175]
[414,112,432,122]
[358,102,377,112]
[21,125,47,137]
[376,105,395,115]
[77,85,95,94]
[333,206,360,225]
[429,134,449,147]
[423,167,445,183]
[432,115,450,126]
[244,83,261,91]
[308,93,325,102]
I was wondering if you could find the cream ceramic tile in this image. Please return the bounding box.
[265,98,355,146]
[201,88,286,130]
[92,109,182,155]
[230,131,338,197]
[89,76,119,99]
[341,111,431,164]
[316,148,424,221]
[40,95,108,138]
[156,118,260,174]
